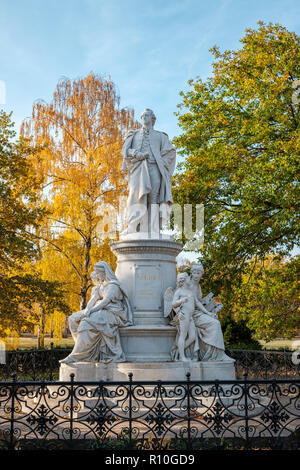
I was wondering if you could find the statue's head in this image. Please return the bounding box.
[92,261,118,285]
[177,271,189,287]
[190,262,204,282]
[141,108,156,127]
[91,266,106,285]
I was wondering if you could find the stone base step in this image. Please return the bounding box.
[59,360,236,382]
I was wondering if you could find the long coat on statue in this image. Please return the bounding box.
[121,128,176,231]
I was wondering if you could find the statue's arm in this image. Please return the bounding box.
[172,290,186,309]
[121,132,135,170]
[122,130,148,167]
[195,297,214,316]
[160,132,176,174]
[85,287,101,316]
[88,284,118,314]
[128,148,149,161]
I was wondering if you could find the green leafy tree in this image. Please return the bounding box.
[0,111,41,268]
[232,255,299,342]
[0,111,69,339]
[173,22,299,343]
[174,22,299,275]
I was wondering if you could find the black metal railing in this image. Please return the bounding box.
[0,346,70,381]
[227,349,300,379]
[0,375,299,450]
[0,347,299,381]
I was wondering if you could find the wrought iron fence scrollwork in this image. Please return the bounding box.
[227,349,300,379]
[0,348,299,381]
[0,376,299,450]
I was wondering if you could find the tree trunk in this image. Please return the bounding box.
[80,282,88,310]
[37,325,40,349]
[37,303,46,349]
[62,315,69,338]
[80,236,92,309]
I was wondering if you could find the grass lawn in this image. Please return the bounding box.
[2,335,299,351]
[4,336,74,350]
[259,337,300,350]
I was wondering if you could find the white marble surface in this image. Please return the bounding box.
[164,263,232,363]
[59,360,236,382]
[121,108,176,235]
[60,261,133,365]
[57,104,235,381]
[119,231,174,241]
[120,325,176,362]
[111,238,182,327]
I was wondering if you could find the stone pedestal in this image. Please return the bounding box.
[59,360,236,382]
[111,238,182,325]
[59,236,236,382]
[120,325,176,362]
[110,238,182,362]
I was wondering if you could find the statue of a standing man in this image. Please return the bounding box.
[121,109,176,236]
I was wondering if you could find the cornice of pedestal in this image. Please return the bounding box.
[110,238,183,257]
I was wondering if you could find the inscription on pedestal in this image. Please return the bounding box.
[134,265,161,310]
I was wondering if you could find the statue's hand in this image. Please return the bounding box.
[205,310,217,319]
[127,149,139,162]
[136,152,149,161]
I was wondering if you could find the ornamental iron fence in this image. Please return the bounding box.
[0,375,299,450]
[0,347,299,381]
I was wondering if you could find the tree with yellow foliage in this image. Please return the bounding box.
[22,73,137,310]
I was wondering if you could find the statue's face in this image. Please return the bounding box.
[96,269,106,283]
[91,269,105,284]
[91,272,98,285]
[177,273,188,287]
[190,267,203,282]
[141,110,153,126]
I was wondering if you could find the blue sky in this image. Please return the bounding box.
[1,0,299,140]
